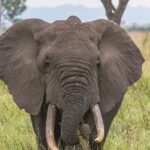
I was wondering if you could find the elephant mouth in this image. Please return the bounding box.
[45,104,105,150]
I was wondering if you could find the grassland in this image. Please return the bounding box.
[0,32,150,150]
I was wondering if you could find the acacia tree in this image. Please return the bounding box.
[2,0,27,23]
[101,0,129,24]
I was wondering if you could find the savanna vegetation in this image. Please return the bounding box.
[125,24,150,32]
[0,32,150,150]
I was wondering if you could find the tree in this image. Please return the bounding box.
[101,0,129,24]
[2,0,27,23]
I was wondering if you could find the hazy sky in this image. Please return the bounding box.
[26,0,150,8]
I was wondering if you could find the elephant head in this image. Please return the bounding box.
[0,16,144,149]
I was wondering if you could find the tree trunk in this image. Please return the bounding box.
[101,0,129,24]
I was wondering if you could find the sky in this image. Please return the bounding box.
[26,0,150,8]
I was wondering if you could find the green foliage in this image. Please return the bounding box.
[0,33,150,149]
[125,23,150,32]
[0,80,37,150]
[2,0,27,23]
[103,77,150,150]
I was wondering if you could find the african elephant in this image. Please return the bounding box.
[0,16,144,150]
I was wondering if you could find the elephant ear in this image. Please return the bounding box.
[88,20,144,113]
[0,19,50,115]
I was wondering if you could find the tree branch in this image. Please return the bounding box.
[101,0,129,24]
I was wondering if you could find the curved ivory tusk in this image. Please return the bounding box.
[46,104,59,150]
[92,104,105,143]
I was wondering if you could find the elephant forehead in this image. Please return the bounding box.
[38,22,98,46]
[54,28,97,48]
[58,24,94,38]
[49,44,99,65]
[53,34,98,57]
[38,24,99,61]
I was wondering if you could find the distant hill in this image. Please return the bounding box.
[19,5,150,24]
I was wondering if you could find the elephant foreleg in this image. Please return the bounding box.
[30,100,48,150]
[30,114,48,150]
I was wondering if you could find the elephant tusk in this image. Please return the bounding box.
[92,104,105,143]
[46,104,59,150]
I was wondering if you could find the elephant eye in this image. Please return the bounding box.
[43,57,50,73]
[44,61,50,68]
[96,60,101,68]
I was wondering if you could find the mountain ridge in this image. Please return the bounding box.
[19,5,150,24]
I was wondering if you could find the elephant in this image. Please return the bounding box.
[0,16,144,150]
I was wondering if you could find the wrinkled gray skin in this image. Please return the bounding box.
[0,16,144,149]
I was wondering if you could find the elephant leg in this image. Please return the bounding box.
[90,101,122,150]
[31,114,48,150]
[30,100,48,150]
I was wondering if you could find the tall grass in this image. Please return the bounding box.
[0,32,150,150]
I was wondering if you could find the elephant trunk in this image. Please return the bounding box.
[59,62,92,145]
[61,95,88,145]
